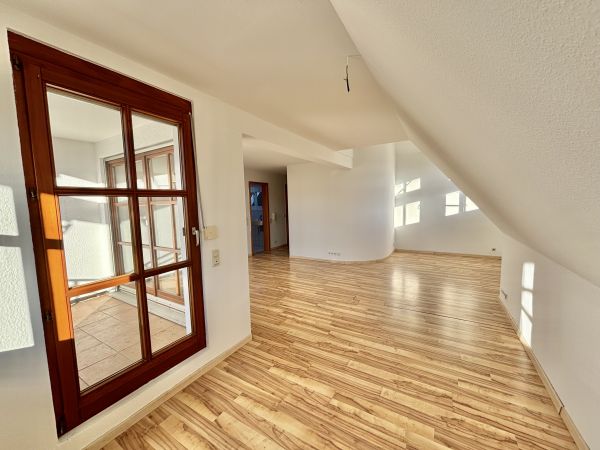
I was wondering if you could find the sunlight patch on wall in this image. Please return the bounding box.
[394,178,421,227]
[519,262,536,347]
[446,190,479,216]
[445,191,460,216]
[405,177,420,192]
[394,205,404,228]
[0,185,34,351]
[465,196,478,212]
[0,185,18,236]
[395,183,405,196]
[405,201,421,225]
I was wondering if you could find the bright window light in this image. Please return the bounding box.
[394,205,404,228]
[521,290,533,318]
[520,311,533,347]
[394,183,405,196]
[405,178,421,193]
[445,191,460,216]
[522,262,535,291]
[465,196,478,212]
[405,201,420,225]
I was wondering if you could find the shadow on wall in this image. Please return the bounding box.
[520,262,535,347]
[0,184,34,352]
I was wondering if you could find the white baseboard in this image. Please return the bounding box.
[395,248,501,260]
[289,249,395,264]
[495,294,589,450]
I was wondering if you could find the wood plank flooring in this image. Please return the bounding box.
[104,249,576,449]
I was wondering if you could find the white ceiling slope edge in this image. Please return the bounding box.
[3,0,405,150]
[331,0,600,287]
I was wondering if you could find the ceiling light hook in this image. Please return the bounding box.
[344,54,361,93]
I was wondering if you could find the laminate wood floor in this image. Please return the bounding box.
[104,249,576,449]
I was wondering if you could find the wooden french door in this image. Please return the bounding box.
[107,148,186,304]
[9,32,206,435]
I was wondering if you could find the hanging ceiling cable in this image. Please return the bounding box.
[344,54,361,93]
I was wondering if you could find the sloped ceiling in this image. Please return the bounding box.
[331,0,600,287]
[3,0,405,150]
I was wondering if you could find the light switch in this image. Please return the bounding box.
[211,249,220,266]
[203,225,218,240]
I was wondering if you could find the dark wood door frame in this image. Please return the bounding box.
[285,183,290,248]
[248,181,270,255]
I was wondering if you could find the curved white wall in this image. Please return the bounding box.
[287,144,394,262]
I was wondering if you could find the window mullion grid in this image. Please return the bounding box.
[122,105,153,361]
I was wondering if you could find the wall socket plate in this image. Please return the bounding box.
[203,226,218,240]
[212,249,220,266]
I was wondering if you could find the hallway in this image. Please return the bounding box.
[106,250,575,449]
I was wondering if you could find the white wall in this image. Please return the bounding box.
[287,144,395,261]
[0,4,307,447]
[243,168,288,255]
[394,142,502,256]
[500,235,600,449]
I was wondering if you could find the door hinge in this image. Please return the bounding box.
[27,188,38,200]
[11,54,22,71]
[43,310,53,323]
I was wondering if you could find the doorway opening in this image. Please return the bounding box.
[249,181,270,255]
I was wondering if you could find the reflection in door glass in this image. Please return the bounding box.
[46,87,127,189]
[132,112,183,190]
[146,268,192,354]
[59,196,133,288]
[71,285,141,391]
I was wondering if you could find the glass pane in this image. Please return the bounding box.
[132,112,182,189]
[169,153,176,189]
[156,250,177,267]
[60,196,134,288]
[71,284,141,391]
[146,268,191,354]
[46,87,126,188]
[139,199,151,245]
[136,159,146,189]
[113,164,127,188]
[142,246,153,269]
[149,155,170,190]
[139,197,187,268]
[120,245,134,273]
[117,204,131,242]
[153,202,175,248]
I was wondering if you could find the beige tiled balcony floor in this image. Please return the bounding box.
[71,293,187,390]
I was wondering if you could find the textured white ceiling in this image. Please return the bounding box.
[5,0,405,150]
[331,0,600,287]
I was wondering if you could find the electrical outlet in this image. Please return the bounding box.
[212,249,220,266]
[328,251,341,257]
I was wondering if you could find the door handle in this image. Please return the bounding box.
[191,227,200,247]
